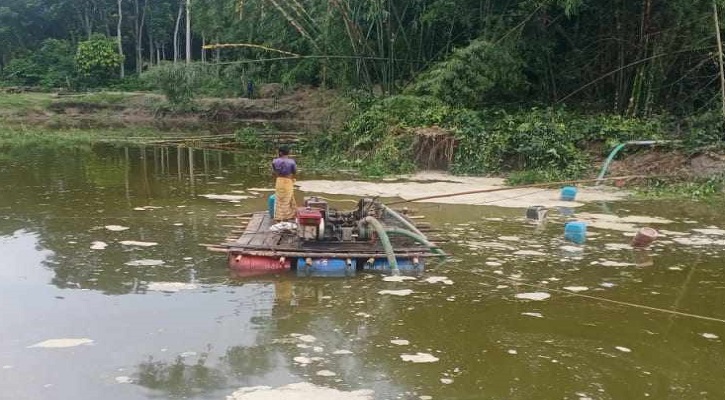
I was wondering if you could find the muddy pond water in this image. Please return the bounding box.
[0,144,724,400]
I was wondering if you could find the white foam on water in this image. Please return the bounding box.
[105,225,129,232]
[668,266,683,271]
[515,292,551,301]
[200,194,252,202]
[673,237,725,246]
[615,346,632,353]
[293,356,312,365]
[313,347,324,353]
[419,396,433,400]
[440,378,454,384]
[498,236,519,242]
[400,353,439,363]
[147,282,198,292]
[390,339,410,346]
[28,338,94,348]
[296,344,309,349]
[355,312,371,318]
[383,276,416,282]
[125,259,165,267]
[496,285,509,289]
[115,376,132,384]
[120,240,158,247]
[560,245,583,253]
[507,349,518,355]
[513,250,546,256]
[591,260,634,267]
[693,228,725,236]
[316,370,336,377]
[485,261,503,266]
[522,312,543,318]
[600,282,616,288]
[702,333,719,340]
[379,289,414,296]
[605,243,632,250]
[90,241,108,250]
[493,270,504,275]
[227,382,374,400]
[424,276,453,285]
[297,335,317,343]
[333,350,353,355]
[563,286,589,292]
[173,223,184,226]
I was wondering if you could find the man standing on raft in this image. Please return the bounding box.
[272,146,297,221]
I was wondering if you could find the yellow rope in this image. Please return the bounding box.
[202,43,300,57]
[452,266,725,324]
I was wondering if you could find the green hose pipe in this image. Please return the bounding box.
[384,227,447,257]
[380,204,425,238]
[361,216,399,273]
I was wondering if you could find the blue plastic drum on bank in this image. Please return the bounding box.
[564,221,587,244]
[560,186,578,201]
[297,258,356,277]
[268,194,276,218]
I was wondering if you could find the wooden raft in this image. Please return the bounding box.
[224,212,439,258]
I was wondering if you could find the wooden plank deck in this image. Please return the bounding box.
[226,211,436,257]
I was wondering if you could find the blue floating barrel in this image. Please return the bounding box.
[560,186,578,201]
[564,221,587,244]
[268,194,276,218]
[363,257,424,272]
[297,258,356,277]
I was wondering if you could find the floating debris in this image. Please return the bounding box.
[515,292,551,301]
[125,259,165,267]
[400,353,439,363]
[522,312,543,318]
[701,333,719,340]
[147,282,198,292]
[563,286,589,293]
[200,194,251,202]
[424,276,454,285]
[440,378,454,384]
[507,349,518,355]
[316,370,337,377]
[692,228,725,236]
[105,225,129,232]
[28,338,94,348]
[115,376,132,384]
[513,250,546,256]
[227,382,374,400]
[615,346,632,353]
[383,276,416,282]
[390,339,410,346]
[293,356,312,365]
[332,350,353,355]
[297,335,317,343]
[379,289,414,296]
[90,241,108,250]
[120,240,158,247]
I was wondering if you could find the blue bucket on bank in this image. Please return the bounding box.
[564,221,587,244]
[560,186,578,201]
[297,258,356,277]
[268,194,276,218]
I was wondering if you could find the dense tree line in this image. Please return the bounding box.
[1,0,725,116]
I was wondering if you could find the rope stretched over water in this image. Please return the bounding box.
[451,266,725,325]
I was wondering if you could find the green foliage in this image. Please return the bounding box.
[637,176,725,200]
[234,127,265,149]
[409,40,526,109]
[1,39,75,88]
[75,35,123,87]
[141,63,204,107]
[678,111,725,151]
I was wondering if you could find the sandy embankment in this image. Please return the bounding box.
[296,172,628,209]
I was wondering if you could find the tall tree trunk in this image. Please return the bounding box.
[185,0,191,64]
[714,0,725,119]
[173,0,183,63]
[117,0,125,78]
[134,0,147,75]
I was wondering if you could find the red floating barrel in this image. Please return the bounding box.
[229,254,291,271]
